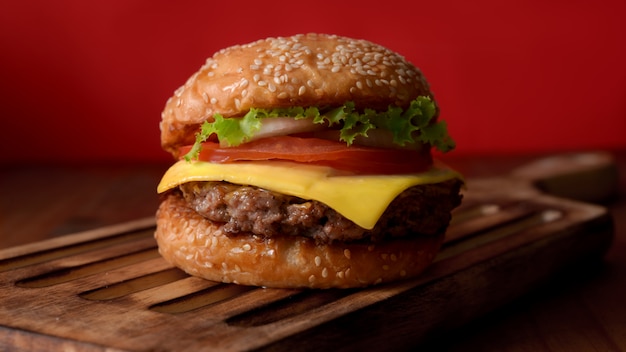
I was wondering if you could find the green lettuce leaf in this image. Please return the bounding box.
[184,96,455,161]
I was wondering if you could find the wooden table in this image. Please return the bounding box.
[1,151,625,351]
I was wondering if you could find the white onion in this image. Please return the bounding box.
[238,117,422,150]
[249,117,328,141]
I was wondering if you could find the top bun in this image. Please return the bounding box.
[160,33,434,157]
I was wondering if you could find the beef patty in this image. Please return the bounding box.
[177,179,462,244]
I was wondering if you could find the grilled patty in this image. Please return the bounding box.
[178,179,462,244]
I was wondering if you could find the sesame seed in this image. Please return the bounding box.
[250,64,259,70]
[176,98,182,107]
[258,80,267,86]
[337,271,344,279]
[390,254,397,261]
[235,98,241,109]
[268,83,277,92]
[344,249,351,259]
[241,79,249,87]
[374,278,383,285]
[277,92,288,99]
[345,268,351,278]
[209,98,217,104]
[208,71,215,77]
[356,81,363,89]
[331,65,341,73]
[382,265,390,270]
[315,256,321,266]
[202,92,209,103]
[322,268,328,278]
[254,58,262,65]
[308,275,315,283]
[298,86,306,96]
[242,243,252,251]
[253,74,260,82]
[241,89,248,98]
[400,270,407,277]
[381,253,388,260]
[306,79,315,88]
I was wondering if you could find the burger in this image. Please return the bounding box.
[155,33,463,289]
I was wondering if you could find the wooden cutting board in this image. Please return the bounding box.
[0,153,616,352]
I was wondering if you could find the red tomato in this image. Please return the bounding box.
[179,136,432,175]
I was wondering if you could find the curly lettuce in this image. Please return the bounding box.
[184,96,455,161]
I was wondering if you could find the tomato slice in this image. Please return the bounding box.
[179,136,432,175]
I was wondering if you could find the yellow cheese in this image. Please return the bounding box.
[158,160,461,230]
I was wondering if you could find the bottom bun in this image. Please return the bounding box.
[155,193,444,288]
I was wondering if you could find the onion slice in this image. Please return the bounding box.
[223,117,327,147]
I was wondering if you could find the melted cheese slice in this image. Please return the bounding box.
[158,160,461,230]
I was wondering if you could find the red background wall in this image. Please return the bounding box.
[1,0,625,163]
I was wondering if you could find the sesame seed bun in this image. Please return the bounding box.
[160,33,434,157]
[155,193,443,289]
